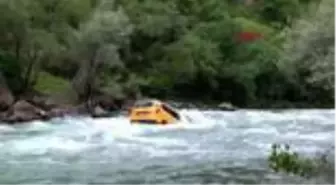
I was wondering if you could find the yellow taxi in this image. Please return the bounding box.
[128,99,180,125]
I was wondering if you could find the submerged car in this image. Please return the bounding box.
[128,99,181,125]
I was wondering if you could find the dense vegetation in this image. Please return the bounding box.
[0,0,334,108]
[268,143,334,182]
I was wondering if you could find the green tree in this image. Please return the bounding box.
[71,0,133,103]
[279,0,334,97]
[256,0,301,28]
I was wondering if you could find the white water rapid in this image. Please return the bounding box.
[0,109,334,184]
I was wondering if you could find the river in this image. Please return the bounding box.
[0,109,334,184]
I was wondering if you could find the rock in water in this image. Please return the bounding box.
[218,102,237,111]
[91,105,109,118]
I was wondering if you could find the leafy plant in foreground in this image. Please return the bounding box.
[268,143,334,182]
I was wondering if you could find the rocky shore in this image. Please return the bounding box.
[0,83,237,125]
[0,83,136,124]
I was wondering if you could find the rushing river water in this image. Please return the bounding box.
[0,109,334,184]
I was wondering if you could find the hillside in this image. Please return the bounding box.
[0,0,334,120]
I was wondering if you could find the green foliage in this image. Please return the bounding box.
[0,52,23,93]
[33,71,71,95]
[279,0,334,97]
[71,0,133,101]
[268,144,323,177]
[233,17,276,36]
[0,0,333,107]
[256,0,301,28]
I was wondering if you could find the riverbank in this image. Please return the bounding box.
[0,92,239,124]
[0,100,91,124]
[0,91,127,124]
[1,91,334,125]
[1,76,335,124]
[0,81,242,124]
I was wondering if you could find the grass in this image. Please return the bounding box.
[33,71,71,95]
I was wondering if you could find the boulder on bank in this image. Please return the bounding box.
[29,95,60,111]
[94,94,121,111]
[1,100,47,123]
[0,89,130,123]
[0,99,94,123]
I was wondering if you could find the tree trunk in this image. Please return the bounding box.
[85,49,98,112]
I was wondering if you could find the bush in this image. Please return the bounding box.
[268,144,326,177]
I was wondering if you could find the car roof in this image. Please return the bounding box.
[134,99,162,106]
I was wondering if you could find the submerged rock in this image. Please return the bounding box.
[217,102,237,111]
[91,105,110,118]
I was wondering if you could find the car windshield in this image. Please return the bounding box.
[161,103,180,120]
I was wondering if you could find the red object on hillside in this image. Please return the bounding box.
[237,32,263,42]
